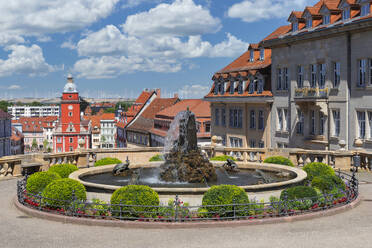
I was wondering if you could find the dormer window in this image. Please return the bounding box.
[230,81,235,94]
[342,8,350,20]
[250,50,254,62]
[259,49,265,61]
[323,14,330,25]
[306,18,312,28]
[292,22,298,32]
[361,4,370,17]
[214,81,218,95]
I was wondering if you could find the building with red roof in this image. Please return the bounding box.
[84,113,116,149]
[53,75,91,153]
[10,127,24,155]
[149,99,211,147]
[260,0,372,151]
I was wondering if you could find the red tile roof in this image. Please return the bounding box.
[84,113,115,128]
[155,99,210,119]
[12,116,57,133]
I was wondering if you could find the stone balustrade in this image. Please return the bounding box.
[0,146,368,178]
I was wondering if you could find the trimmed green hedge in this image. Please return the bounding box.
[149,154,164,162]
[303,162,335,182]
[311,174,346,193]
[280,186,318,210]
[26,171,61,195]
[95,157,122,166]
[202,185,249,217]
[41,178,86,208]
[210,155,236,161]
[48,164,78,178]
[263,156,294,167]
[110,185,159,218]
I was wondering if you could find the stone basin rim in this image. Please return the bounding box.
[69,162,307,193]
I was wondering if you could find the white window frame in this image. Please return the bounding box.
[250,110,256,129]
[332,110,340,137]
[323,14,330,25]
[342,8,350,20]
[334,62,341,88]
[311,64,317,87]
[357,111,366,139]
[277,108,283,131]
[297,65,304,88]
[259,49,265,61]
[319,64,326,89]
[250,50,254,62]
[297,109,304,134]
[359,59,367,87]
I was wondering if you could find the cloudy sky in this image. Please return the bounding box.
[0,0,317,99]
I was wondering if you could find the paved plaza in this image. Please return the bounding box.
[1,173,372,248]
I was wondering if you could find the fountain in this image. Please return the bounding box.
[160,108,216,183]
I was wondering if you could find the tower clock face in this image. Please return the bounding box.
[68,105,73,110]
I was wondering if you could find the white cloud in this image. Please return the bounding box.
[0,0,120,41]
[122,0,221,37]
[0,34,25,46]
[122,0,162,9]
[37,35,52,42]
[61,37,77,50]
[72,0,248,79]
[8,84,21,90]
[0,45,55,77]
[228,0,318,23]
[178,84,210,99]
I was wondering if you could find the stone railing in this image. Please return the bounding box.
[294,87,329,99]
[0,146,368,178]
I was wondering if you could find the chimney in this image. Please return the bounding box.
[155,88,161,98]
[174,93,179,99]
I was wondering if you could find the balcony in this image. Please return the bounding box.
[294,87,328,100]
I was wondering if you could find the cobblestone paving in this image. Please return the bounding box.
[1,172,372,248]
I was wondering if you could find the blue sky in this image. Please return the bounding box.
[0,0,317,99]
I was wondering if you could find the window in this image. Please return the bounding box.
[361,4,370,17]
[249,139,256,148]
[258,110,264,130]
[250,110,256,129]
[319,112,325,136]
[284,109,288,131]
[319,64,326,89]
[68,112,73,117]
[258,141,265,148]
[333,110,340,137]
[292,22,298,32]
[310,110,315,135]
[257,79,264,93]
[357,111,366,139]
[297,65,304,88]
[297,109,304,134]
[215,109,220,126]
[205,123,211,133]
[219,82,225,94]
[229,109,243,128]
[334,62,340,87]
[250,50,254,62]
[57,137,62,143]
[238,81,244,94]
[277,68,282,90]
[57,147,62,153]
[260,49,265,61]
[311,64,317,87]
[359,59,367,87]
[221,109,226,127]
[278,108,288,131]
[230,81,235,94]
[306,18,312,28]
[283,68,289,90]
[69,146,73,152]
[323,14,330,25]
[230,137,243,147]
[249,80,255,93]
[278,109,283,131]
[214,82,218,95]
[342,8,350,20]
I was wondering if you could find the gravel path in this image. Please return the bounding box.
[1,173,372,248]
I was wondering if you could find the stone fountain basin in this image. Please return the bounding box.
[70,162,307,194]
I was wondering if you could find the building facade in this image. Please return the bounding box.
[262,0,372,151]
[7,105,59,119]
[204,41,274,149]
[10,127,24,155]
[53,76,91,153]
[0,110,12,157]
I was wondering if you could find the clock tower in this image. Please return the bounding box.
[53,75,91,153]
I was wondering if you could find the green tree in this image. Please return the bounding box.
[0,101,11,112]
[32,138,38,151]
[43,139,49,152]
[104,107,115,113]
[115,101,133,112]
[79,97,89,113]
[29,101,43,106]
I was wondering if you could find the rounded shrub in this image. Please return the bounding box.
[280,186,318,210]
[110,185,160,218]
[264,156,294,167]
[26,171,61,195]
[210,155,236,162]
[48,164,78,178]
[41,178,86,208]
[303,162,335,182]
[202,185,249,217]
[311,174,346,193]
[94,157,122,166]
[149,154,164,162]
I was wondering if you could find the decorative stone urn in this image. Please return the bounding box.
[78,138,86,150]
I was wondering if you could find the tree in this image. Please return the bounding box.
[79,97,89,113]
[29,101,43,106]
[43,139,49,152]
[0,101,11,112]
[104,107,115,114]
[32,138,38,151]
[115,101,133,112]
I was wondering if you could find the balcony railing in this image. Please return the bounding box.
[294,87,328,99]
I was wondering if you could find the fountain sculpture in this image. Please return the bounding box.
[160,108,217,183]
